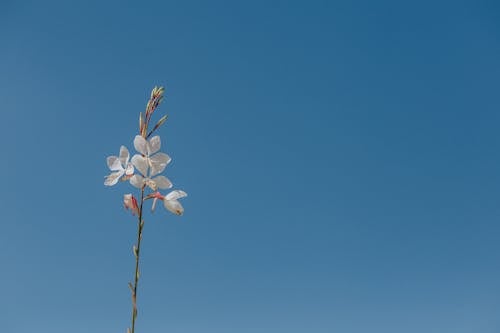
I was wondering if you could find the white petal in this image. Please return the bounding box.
[133,135,148,155]
[149,136,161,155]
[130,174,145,188]
[131,154,149,176]
[106,156,117,168]
[104,170,124,186]
[119,146,130,165]
[163,199,184,215]
[152,176,173,189]
[165,190,187,201]
[107,156,122,171]
[149,152,171,176]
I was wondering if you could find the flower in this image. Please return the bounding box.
[123,194,139,215]
[130,135,172,190]
[131,135,171,177]
[104,146,134,186]
[150,190,188,216]
[130,174,172,191]
[163,190,188,215]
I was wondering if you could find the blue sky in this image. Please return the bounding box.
[1,1,500,332]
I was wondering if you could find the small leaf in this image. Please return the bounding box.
[133,245,138,258]
[128,282,134,292]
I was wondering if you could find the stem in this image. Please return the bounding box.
[130,186,145,333]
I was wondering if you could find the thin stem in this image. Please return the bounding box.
[130,186,145,333]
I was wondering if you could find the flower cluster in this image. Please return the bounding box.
[104,86,187,215]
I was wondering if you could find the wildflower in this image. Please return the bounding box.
[103,86,187,333]
[150,190,188,216]
[131,135,171,177]
[104,146,134,186]
[129,135,172,190]
[123,194,139,215]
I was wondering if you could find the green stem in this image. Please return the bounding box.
[130,186,145,333]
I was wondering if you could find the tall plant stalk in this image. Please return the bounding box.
[104,86,188,333]
[130,186,145,333]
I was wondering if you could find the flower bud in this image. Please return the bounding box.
[124,194,139,215]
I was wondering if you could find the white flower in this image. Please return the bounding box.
[151,190,188,216]
[104,146,134,186]
[163,190,188,215]
[131,135,171,177]
[130,135,172,190]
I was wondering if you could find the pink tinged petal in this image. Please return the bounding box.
[148,136,161,155]
[119,146,130,165]
[130,174,145,188]
[152,176,172,189]
[123,194,139,215]
[165,190,187,201]
[133,135,148,155]
[131,154,149,176]
[164,199,184,215]
[104,170,124,186]
[107,156,122,171]
[149,152,171,176]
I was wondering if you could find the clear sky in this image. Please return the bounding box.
[1,1,500,332]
